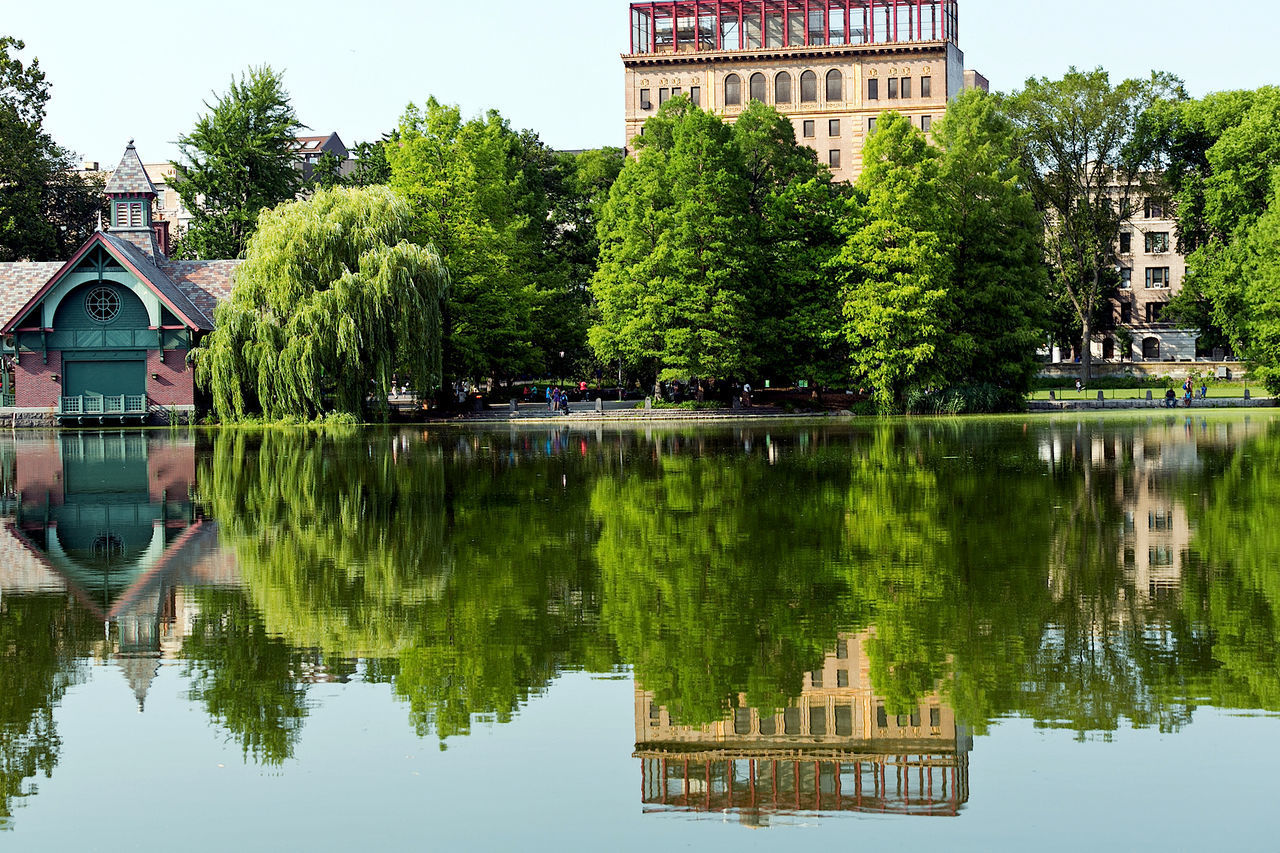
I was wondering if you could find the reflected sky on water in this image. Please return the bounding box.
[0,415,1278,849]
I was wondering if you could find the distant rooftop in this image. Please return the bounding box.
[628,0,958,56]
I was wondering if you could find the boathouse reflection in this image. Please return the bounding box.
[635,632,971,823]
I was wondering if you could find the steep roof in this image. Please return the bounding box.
[0,263,64,326]
[104,141,158,196]
[162,259,240,323]
[99,233,217,329]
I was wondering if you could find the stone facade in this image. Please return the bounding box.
[623,1,979,181]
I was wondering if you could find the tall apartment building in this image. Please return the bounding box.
[622,0,984,180]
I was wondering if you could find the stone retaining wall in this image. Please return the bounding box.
[1028,397,1276,411]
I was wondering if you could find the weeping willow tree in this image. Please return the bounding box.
[195,185,449,420]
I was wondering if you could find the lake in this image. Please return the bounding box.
[1,415,1277,850]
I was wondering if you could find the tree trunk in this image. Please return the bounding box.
[1080,315,1093,385]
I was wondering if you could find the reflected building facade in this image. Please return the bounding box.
[0,432,239,708]
[635,632,970,821]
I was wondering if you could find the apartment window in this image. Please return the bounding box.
[887,77,899,99]
[930,707,941,727]
[920,76,932,97]
[749,72,767,103]
[910,708,921,727]
[835,705,853,736]
[724,74,742,106]
[734,707,752,735]
[759,715,777,735]
[800,70,818,102]
[1120,300,1132,323]
[810,670,823,688]
[1145,232,1170,253]
[1146,267,1171,289]
[835,640,849,659]
[867,117,877,133]
[900,76,912,98]
[920,115,931,132]
[689,86,701,107]
[876,705,888,728]
[775,71,792,104]
[784,707,802,734]
[1119,231,1131,254]
[1149,546,1174,567]
[836,669,849,687]
[1146,302,1166,323]
[810,708,828,736]
[640,89,652,110]
[828,118,840,137]
[1120,267,1132,288]
[1144,197,1167,219]
[659,87,670,105]
[828,149,841,168]
[802,119,815,138]
[671,87,682,99]
[825,68,843,101]
[867,78,879,100]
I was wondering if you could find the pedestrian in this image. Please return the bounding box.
[1075,378,1082,394]
[1183,377,1193,407]
[742,382,752,408]
[1200,381,1208,400]
[1165,387,1176,408]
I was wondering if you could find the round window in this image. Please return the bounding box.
[85,286,121,323]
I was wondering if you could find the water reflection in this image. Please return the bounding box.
[0,417,1276,830]
[636,632,970,824]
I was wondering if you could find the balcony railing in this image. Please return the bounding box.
[59,395,148,417]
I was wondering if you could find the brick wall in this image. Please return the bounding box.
[15,351,63,409]
[147,349,194,407]
[15,438,64,506]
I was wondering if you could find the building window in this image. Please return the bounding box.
[810,708,827,736]
[835,640,848,659]
[1146,303,1166,323]
[671,87,681,98]
[828,149,841,168]
[930,707,941,727]
[921,76,932,97]
[775,71,792,104]
[876,705,888,728]
[828,118,840,137]
[659,87,670,105]
[1145,232,1170,253]
[85,286,121,323]
[900,76,912,98]
[784,707,802,734]
[734,707,752,735]
[724,74,741,106]
[1144,198,1167,219]
[825,69,843,101]
[920,115,931,132]
[888,77,899,99]
[1120,267,1132,289]
[802,119,815,138]
[810,670,823,688]
[1120,300,1132,323]
[1119,231,1131,254]
[867,117,877,133]
[689,86,701,107]
[749,72,767,103]
[867,78,879,100]
[1146,267,1171,289]
[801,70,818,103]
[640,89,652,110]
[836,669,849,687]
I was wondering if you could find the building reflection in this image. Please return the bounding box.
[634,632,971,824]
[0,432,238,709]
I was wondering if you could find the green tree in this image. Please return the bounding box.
[194,185,448,420]
[1005,68,1180,382]
[388,99,547,385]
[0,36,101,262]
[345,138,393,187]
[308,150,344,190]
[590,99,754,383]
[171,65,304,260]
[933,91,1049,394]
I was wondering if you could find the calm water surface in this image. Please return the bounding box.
[1,415,1278,850]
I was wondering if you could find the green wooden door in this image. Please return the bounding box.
[65,360,145,398]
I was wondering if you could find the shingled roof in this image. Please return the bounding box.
[0,262,64,327]
[100,233,219,330]
[103,141,158,196]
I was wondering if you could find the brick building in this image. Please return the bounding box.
[623,0,984,180]
[0,143,239,425]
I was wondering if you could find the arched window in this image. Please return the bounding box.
[1143,337,1161,360]
[775,71,792,104]
[749,72,767,103]
[724,74,741,106]
[800,70,817,103]
[826,69,843,102]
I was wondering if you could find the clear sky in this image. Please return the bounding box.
[5,0,1275,166]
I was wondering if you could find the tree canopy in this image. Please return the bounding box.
[0,36,101,262]
[171,65,304,260]
[194,185,448,420]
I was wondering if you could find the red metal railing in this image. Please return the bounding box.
[628,0,958,55]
